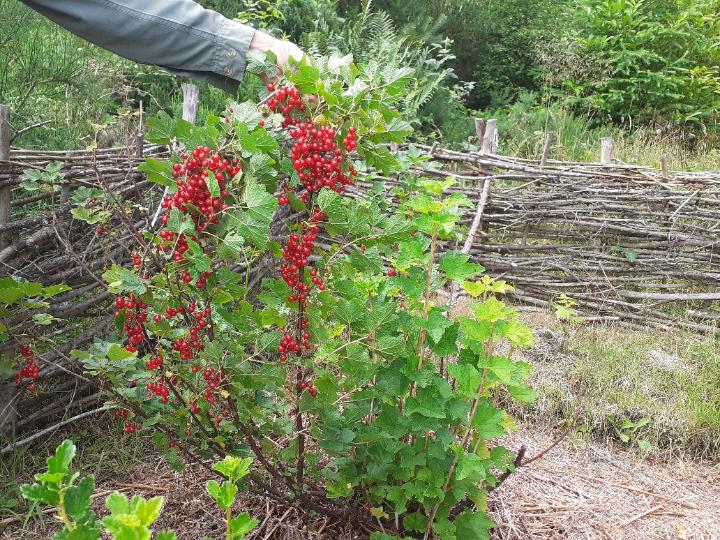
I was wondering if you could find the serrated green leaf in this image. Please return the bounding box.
[440,252,484,282]
[454,509,494,540]
[47,439,76,475]
[105,491,130,514]
[102,265,146,295]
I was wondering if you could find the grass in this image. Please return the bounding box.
[0,414,148,520]
[482,95,720,171]
[517,310,720,459]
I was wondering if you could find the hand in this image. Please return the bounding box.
[249,30,304,82]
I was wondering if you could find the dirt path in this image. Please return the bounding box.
[3,425,718,539]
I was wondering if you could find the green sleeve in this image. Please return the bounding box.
[20,0,256,94]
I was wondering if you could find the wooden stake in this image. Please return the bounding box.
[474,118,486,144]
[181,83,200,124]
[600,136,613,164]
[481,119,497,155]
[540,132,555,168]
[660,155,668,178]
[0,105,10,250]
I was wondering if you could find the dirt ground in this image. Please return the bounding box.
[3,423,718,540]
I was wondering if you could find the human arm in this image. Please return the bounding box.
[19,0,303,93]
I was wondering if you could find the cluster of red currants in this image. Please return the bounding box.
[16,344,40,393]
[203,367,223,389]
[278,318,311,362]
[123,421,140,433]
[162,146,238,230]
[147,381,170,404]
[131,252,143,266]
[266,83,305,128]
[288,122,357,194]
[116,295,149,351]
[114,408,129,419]
[146,354,164,370]
[298,379,317,397]
[167,304,211,361]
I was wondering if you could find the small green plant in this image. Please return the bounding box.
[205,456,258,540]
[19,440,257,540]
[609,415,652,452]
[553,294,583,324]
[20,439,174,539]
[18,161,63,194]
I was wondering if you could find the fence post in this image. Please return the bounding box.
[181,83,200,124]
[0,105,11,251]
[600,136,613,164]
[660,156,669,178]
[481,119,497,155]
[540,132,555,168]
[474,118,486,145]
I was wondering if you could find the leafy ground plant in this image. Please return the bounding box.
[60,54,536,539]
[20,439,256,540]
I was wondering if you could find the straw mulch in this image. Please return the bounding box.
[491,425,720,540]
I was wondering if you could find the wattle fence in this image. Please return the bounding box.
[1,108,719,444]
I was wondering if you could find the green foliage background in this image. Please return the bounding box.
[1,0,718,155]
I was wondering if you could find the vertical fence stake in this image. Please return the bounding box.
[481,119,498,155]
[540,132,555,168]
[181,83,200,124]
[0,105,11,250]
[600,137,613,164]
[660,156,669,178]
[475,118,486,145]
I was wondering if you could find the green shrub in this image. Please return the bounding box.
[554,0,720,129]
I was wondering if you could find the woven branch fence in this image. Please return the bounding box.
[1,108,719,445]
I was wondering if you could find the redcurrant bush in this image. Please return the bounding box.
[79,56,535,540]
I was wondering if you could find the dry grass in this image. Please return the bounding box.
[491,425,720,540]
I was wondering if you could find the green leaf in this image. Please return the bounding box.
[157,533,178,540]
[206,480,237,509]
[455,453,486,481]
[218,233,245,261]
[499,320,535,348]
[206,173,221,198]
[137,158,173,187]
[105,491,130,515]
[425,310,454,344]
[102,265,146,295]
[471,400,506,439]
[448,363,481,399]
[229,512,259,539]
[47,439,76,475]
[166,208,195,235]
[64,475,95,520]
[243,177,277,224]
[484,356,514,384]
[507,382,536,403]
[473,297,515,323]
[440,252,484,282]
[20,483,58,505]
[405,386,446,419]
[212,456,253,483]
[135,495,164,526]
[146,111,175,144]
[454,509,494,540]
[57,523,102,540]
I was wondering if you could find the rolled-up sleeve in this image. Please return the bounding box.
[20,0,256,93]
